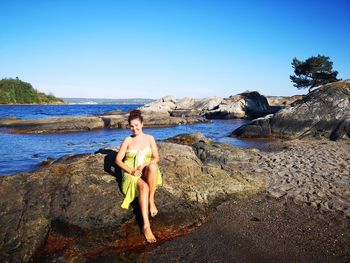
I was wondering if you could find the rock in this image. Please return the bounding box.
[267,95,304,107]
[194,96,223,112]
[232,80,350,140]
[176,97,197,109]
[0,112,205,134]
[169,96,223,117]
[0,133,265,262]
[165,132,212,145]
[205,91,270,119]
[161,96,177,104]
[169,109,202,117]
[102,109,123,115]
[39,157,55,166]
[169,97,200,117]
[0,116,21,121]
[140,93,271,120]
[269,188,288,198]
[0,116,106,134]
[139,96,177,113]
[140,96,223,117]
[142,112,206,127]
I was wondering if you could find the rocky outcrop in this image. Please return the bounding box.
[0,134,265,262]
[170,96,223,117]
[267,95,304,107]
[139,96,177,113]
[0,112,205,134]
[232,80,350,140]
[141,92,271,119]
[193,96,223,112]
[205,91,271,119]
[176,97,197,109]
[140,96,223,117]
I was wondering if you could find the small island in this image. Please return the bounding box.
[0,78,64,104]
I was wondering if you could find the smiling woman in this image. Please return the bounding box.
[115,109,163,243]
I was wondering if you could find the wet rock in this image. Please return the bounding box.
[39,157,55,166]
[0,116,21,122]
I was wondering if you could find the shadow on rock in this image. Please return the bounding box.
[95,149,123,189]
[95,149,143,232]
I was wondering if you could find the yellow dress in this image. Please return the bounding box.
[121,147,162,209]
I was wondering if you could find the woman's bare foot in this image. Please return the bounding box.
[143,226,156,243]
[150,202,158,217]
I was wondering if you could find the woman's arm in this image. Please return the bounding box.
[149,135,160,164]
[116,137,141,176]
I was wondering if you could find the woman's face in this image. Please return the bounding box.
[129,118,143,136]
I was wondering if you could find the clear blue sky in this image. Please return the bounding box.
[1,0,349,98]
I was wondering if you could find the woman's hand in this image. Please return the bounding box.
[137,163,147,172]
[131,169,142,177]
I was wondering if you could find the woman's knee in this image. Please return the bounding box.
[147,163,157,173]
[139,181,149,193]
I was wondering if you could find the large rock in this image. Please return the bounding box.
[170,96,223,117]
[141,96,223,118]
[140,93,272,120]
[232,80,350,140]
[194,96,223,112]
[0,134,265,262]
[205,91,271,119]
[139,96,177,113]
[0,116,106,133]
[176,97,197,109]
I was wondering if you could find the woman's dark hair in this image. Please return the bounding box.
[128,109,143,123]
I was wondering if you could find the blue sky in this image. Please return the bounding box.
[1,0,349,99]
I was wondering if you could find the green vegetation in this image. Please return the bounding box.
[0,78,64,104]
[290,55,340,92]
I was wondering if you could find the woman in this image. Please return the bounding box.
[116,110,162,243]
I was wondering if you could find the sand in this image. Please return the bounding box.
[147,138,350,262]
[248,139,350,217]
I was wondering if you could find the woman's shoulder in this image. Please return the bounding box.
[123,136,133,143]
[144,134,155,141]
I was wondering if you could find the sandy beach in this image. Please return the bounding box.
[251,139,350,217]
[149,194,349,263]
[147,138,350,262]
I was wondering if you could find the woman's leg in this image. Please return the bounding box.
[143,163,158,217]
[137,178,156,243]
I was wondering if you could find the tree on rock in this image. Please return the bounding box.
[290,55,340,92]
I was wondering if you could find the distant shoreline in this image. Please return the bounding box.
[0,102,147,106]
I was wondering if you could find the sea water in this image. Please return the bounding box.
[0,104,266,176]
